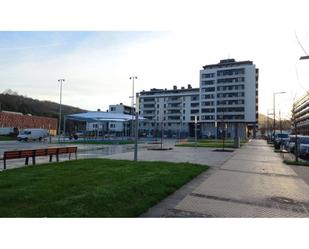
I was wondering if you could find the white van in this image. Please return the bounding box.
[17,128,49,142]
[0,127,14,135]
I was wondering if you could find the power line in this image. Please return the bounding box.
[295,31,309,56]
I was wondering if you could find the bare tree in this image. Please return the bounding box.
[291,102,299,162]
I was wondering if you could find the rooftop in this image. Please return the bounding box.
[202,58,254,70]
[139,84,199,96]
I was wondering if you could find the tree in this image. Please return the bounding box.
[2,89,19,96]
[291,102,299,162]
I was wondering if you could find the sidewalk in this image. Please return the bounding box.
[145,140,309,217]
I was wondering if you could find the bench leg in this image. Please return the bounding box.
[56,154,59,162]
[69,152,71,160]
[25,157,29,165]
[32,156,36,165]
[4,159,6,170]
[49,155,53,162]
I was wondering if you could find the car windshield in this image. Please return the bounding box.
[300,137,309,144]
[21,131,31,135]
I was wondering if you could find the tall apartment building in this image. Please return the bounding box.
[200,59,259,138]
[137,58,259,139]
[293,92,309,135]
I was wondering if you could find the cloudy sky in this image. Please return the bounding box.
[0,0,308,119]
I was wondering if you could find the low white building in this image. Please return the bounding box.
[69,103,136,136]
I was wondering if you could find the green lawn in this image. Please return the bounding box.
[0,159,207,217]
[176,142,236,148]
[176,139,247,148]
[59,140,134,145]
[0,135,15,141]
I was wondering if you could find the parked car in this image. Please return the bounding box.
[286,135,298,153]
[17,128,49,142]
[299,136,309,158]
[274,133,289,149]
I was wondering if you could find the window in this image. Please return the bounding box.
[191,109,199,114]
[204,87,215,92]
[217,68,245,77]
[201,73,215,78]
[201,80,215,85]
[191,103,199,107]
[191,95,199,101]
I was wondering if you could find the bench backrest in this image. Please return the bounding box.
[57,147,68,154]
[20,150,34,157]
[35,149,47,156]
[4,151,22,159]
[67,147,77,153]
[47,148,58,155]
[3,147,77,159]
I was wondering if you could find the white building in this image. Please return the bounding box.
[108,103,135,134]
[137,85,199,138]
[85,103,135,136]
[199,59,259,138]
[293,92,309,135]
[137,59,259,139]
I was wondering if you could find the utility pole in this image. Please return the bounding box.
[279,110,283,149]
[292,102,299,162]
[134,112,139,161]
[273,91,286,141]
[195,115,198,147]
[129,76,137,138]
[58,79,65,142]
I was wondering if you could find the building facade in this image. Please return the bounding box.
[0,111,58,135]
[137,85,199,138]
[85,103,135,136]
[199,59,259,138]
[137,59,259,139]
[293,92,309,135]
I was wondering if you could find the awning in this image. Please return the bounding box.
[65,111,146,122]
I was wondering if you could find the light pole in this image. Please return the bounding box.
[58,79,65,142]
[273,91,286,140]
[129,76,137,137]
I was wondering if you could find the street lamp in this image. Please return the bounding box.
[273,91,286,139]
[58,79,65,142]
[129,76,137,137]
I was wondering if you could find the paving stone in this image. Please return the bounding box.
[221,158,297,176]
[174,195,308,218]
[192,170,309,203]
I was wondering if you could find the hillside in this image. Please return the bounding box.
[0,91,87,118]
[258,113,291,130]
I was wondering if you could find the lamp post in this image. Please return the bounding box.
[129,76,137,137]
[58,79,65,142]
[273,91,286,140]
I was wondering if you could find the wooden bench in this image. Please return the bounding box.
[0,147,77,170]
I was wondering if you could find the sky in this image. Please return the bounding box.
[0,0,309,119]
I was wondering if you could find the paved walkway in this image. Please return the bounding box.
[144,140,309,217]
